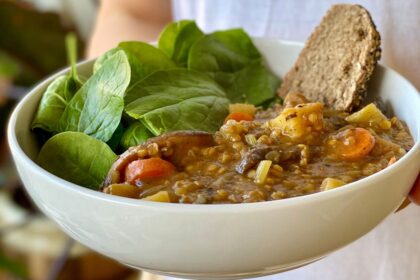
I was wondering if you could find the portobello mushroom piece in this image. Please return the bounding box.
[236,146,273,174]
[236,145,305,174]
[103,131,214,187]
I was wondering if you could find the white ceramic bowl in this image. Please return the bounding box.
[8,40,420,279]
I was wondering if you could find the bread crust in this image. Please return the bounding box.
[277,4,381,111]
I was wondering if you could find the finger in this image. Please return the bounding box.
[408,173,420,205]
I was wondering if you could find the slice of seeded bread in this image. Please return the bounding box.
[277,4,381,111]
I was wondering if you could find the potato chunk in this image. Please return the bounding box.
[268,103,324,140]
[142,191,171,202]
[345,103,391,130]
[320,178,345,191]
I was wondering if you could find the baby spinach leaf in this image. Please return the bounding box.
[94,42,175,85]
[120,122,153,150]
[188,28,279,105]
[106,122,125,151]
[125,68,227,103]
[32,34,83,133]
[32,76,70,132]
[188,28,261,73]
[37,131,117,189]
[215,60,280,105]
[93,47,119,73]
[125,69,229,135]
[158,20,204,66]
[135,95,230,135]
[66,33,83,89]
[58,50,130,142]
[259,95,283,109]
[120,41,176,83]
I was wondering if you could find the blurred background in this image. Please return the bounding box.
[0,0,156,279]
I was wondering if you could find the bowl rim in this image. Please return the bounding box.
[7,39,420,212]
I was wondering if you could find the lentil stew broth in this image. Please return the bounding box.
[104,99,413,204]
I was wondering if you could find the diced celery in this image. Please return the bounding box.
[245,134,257,146]
[254,160,272,185]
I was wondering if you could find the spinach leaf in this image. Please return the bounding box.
[215,60,280,105]
[120,41,176,83]
[125,69,229,135]
[188,28,279,105]
[37,131,117,189]
[66,33,83,89]
[106,122,125,151]
[58,50,130,142]
[32,34,82,132]
[158,20,204,66]
[120,122,153,150]
[188,28,261,72]
[93,47,119,73]
[259,95,283,109]
[94,42,175,84]
[32,76,70,132]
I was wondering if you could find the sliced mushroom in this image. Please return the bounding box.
[103,131,214,187]
[236,146,273,174]
[236,145,304,174]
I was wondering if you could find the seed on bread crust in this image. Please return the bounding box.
[277,4,381,111]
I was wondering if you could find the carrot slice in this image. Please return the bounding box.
[330,127,375,160]
[225,112,254,123]
[125,158,175,184]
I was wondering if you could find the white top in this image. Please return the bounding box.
[171,1,420,280]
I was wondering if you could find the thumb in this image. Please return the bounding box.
[408,173,420,205]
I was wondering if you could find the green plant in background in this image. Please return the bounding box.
[0,1,85,141]
[0,253,27,278]
[0,52,19,141]
[0,1,84,86]
[0,50,19,128]
[0,51,19,79]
